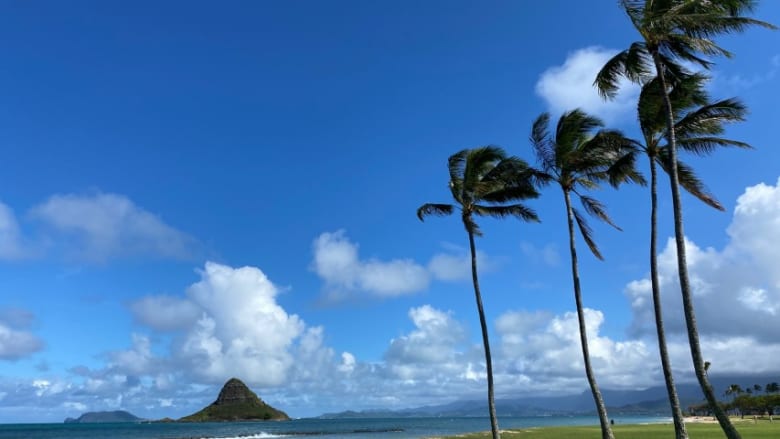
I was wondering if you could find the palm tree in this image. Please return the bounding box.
[530,109,641,439]
[595,2,774,437]
[417,146,540,439]
[620,73,749,439]
[726,384,744,400]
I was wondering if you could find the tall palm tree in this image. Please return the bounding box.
[595,2,774,437]
[417,146,539,439]
[530,109,642,439]
[620,73,750,439]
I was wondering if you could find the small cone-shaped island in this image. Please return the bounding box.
[179,378,290,422]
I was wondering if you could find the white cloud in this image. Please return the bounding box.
[536,46,640,124]
[0,202,27,260]
[176,262,305,386]
[625,177,780,372]
[129,295,201,331]
[63,401,87,412]
[311,230,431,299]
[714,54,779,90]
[519,242,560,267]
[427,244,494,282]
[110,334,155,376]
[0,309,44,360]
[338,352,356,374]
[310,233,502,300]
[385,306,467,367]
[496,308,653,391]
[30,192,197,262]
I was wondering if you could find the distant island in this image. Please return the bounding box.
[64,410,143,423]
[179,377,290,422]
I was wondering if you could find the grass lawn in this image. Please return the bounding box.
[442,420,780,439]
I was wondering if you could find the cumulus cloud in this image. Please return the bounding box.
[30,192,197,262]
[35,261,359,420]
[0,309,44,360]
[311,230,431,299]
[495,308,653,392]
[310,232,501,301]
[129,296,201,331]
[625,177,780,373]
[109,334,156,376]
[536,46,640,124]
[121,261,361,401]
[174,262,306,386]
[0,202,27,260]
[385,306,467,368]
[427,244,494,282]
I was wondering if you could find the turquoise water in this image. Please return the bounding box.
[0,416,671,439]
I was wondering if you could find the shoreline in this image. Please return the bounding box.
[682,416,719,424]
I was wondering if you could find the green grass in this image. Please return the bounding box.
[441,421,780,439]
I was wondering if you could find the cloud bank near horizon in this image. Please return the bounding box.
[3,178,780,422]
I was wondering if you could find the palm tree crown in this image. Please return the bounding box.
[635,72,750,207]
[417,146,540,233]
[531,109,641,259]
[596,0,776,98]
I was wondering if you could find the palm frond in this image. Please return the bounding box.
[463,146,506,197]
[480,182,540,204]
[594,43,652,98]
[655,150,724,211]
[416,203,454,221]
[473,204,540,223]
[448,149,468,185]
[670,14,776,41]
[675,136,752,155]
[531,113,556,172]
[556,109,604,156]
[674,97,748,139]
[462,213,482,237]
[447,150,468,201]
[572,207,603,260]
[637,77,666,140]
[606,149,647,187]
[478,157,542,202]
[578,195,622,231]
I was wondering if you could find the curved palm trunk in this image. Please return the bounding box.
[467,228,500,439]
[649,158,689,439]
[564,190,614,439]
[653,55,741,439]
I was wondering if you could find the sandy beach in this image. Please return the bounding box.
[683,416,719,424]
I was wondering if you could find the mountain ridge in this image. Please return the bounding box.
[319,375,779,419]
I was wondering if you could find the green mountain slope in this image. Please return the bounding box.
[179,378,289,422]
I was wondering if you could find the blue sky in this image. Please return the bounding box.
[1,1,779,422]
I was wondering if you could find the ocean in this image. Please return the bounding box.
[0,415,671,439]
